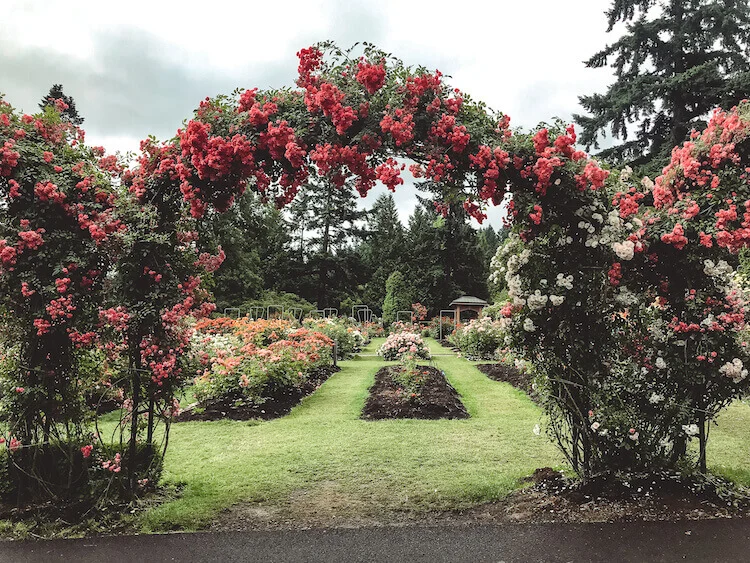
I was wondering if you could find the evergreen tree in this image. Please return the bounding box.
[287,177,368,309]
[39,84,84,126]
[575,0,750,172]
[197,192,271,311]
[359,193,405,313]
[403,200,489,314]
[382,270,412,325]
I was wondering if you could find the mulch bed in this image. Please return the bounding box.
[465,467,750,523]
[361,366,469,420]
[174,366,340,422]
[476,362,539,402]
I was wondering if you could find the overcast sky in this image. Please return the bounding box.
[0,0,620,229]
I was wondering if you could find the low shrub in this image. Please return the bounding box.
[302,317,365,358]
[450,316,509,360]
[378,332,430,361]
[390,354,430,400]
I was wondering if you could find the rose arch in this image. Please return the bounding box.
[1,41,750,500]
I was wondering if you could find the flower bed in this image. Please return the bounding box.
[361,365,468,420]
[377,331,430,361]
[178,317,336,420]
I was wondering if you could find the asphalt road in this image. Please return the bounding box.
[1,520,748,562]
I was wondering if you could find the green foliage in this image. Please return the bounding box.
[359,194,405,313]
[382,271,412,325]
[402,201,489,315]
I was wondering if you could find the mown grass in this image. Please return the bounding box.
[114,336,750,531]
[140,337,562,531]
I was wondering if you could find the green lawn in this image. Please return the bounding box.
[136,337,750,531]
[140,337,560,531]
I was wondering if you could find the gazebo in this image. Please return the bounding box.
[449,295,489,324]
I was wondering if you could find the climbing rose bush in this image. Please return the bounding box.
[490,106,750,476]
[0,97,130,500]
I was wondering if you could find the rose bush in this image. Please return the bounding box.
[378,331,430,361]
[450,316,509,360]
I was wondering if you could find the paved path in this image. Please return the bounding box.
[1,520,749,562]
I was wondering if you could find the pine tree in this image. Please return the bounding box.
[360,194,405,313]
[290,177,368,309]
[39,84,84,126]
[402,200,489,314]
[575,0,750,172]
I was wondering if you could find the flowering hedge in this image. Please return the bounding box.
[378,332,430,361]
[190,317,333,405]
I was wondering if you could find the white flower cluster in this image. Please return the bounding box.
[682,424,699,437]
[556,273,573,290]
[649,392,665,404]
[614,287,639,307]
[655,357,666,370]
[523,318,536,332]
[527,290,548,311]
[703,259,734,282]
[719,358,748,383]
[573,200,641,250]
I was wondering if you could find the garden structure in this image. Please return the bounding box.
[2,37,750,535]
[449,295,488,323]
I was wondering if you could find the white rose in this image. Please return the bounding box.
[550,295,565,306]
[612,240,635,261]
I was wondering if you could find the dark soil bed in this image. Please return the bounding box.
[476,362,538,402]
[361,366,469,420]
[473,467,750,523]
[174,366,340,422]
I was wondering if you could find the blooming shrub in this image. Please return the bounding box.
[489,107,750,477]
[450,316,509,360]
[191,317,333,406]
[302,317,364,358]
[389,320,421,334]
[378,332,430,361]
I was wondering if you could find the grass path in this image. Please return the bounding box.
[142,338,560,531]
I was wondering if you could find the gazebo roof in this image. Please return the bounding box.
[449,295,489,307]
